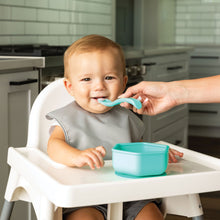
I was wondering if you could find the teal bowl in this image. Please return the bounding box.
[112,142,169,178]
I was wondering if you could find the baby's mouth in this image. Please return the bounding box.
[91,96,107,101]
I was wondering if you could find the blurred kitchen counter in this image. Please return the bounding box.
[0,56,44,73]
[144,46,193,57]
[123,46,193,59]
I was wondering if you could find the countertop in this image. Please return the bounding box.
[0,46,193,71]
[123,46,193,59]
[0,56,45,71]
[144,46,193,57]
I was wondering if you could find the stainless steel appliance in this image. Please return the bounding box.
[125,57,146,87]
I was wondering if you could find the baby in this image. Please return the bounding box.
[46,35,181,220]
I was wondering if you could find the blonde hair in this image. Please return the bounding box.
[64,35,126,78]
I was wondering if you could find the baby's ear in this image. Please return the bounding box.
[123,75,128,90]
[63,78,74,96]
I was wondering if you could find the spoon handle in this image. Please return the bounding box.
[98,98,142,109]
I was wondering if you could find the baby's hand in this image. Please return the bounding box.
[73,146,106,169]
[168,148,183,163]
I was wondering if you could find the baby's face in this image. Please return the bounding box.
[64,48,128,113]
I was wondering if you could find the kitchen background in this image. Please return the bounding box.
[1,0,220,46]
[0,0,114,45]
[0,0,220,219]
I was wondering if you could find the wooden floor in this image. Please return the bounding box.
[166,136,220,220]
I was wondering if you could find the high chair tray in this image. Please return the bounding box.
[7,141,220,208]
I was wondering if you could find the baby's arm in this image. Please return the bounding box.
[47,126,106,169]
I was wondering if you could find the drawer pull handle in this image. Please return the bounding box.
[167,66,183,70]
[189,110,218,114]
[143,62,156,66]
[9,78,38,86]
[191,56,219,59]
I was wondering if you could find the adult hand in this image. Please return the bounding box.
[119,81,180,116]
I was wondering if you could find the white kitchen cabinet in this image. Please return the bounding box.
[144,116,188,148]
[189,48,220,137]
[142,52,189,148]
[0,71,38,220]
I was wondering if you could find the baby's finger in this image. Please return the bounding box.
[96,146,106,157]
[85,156,96,170]
[92,150,105,168]
[87,148,105,168]
[170,148,184,157]
[169,150,178,163]
[84,151,100,169]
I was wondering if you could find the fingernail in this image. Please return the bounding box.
[137,96,142,101]
[143,98,149,103]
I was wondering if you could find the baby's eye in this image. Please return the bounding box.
[81,78,91,81]
[105,76,115,80]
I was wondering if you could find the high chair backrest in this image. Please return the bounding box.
[26,78,73,152]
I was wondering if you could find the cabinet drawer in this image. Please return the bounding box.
[190,47,220,66]
[189,103,220,127]
[151,117,188,148]
[143,104,188,133]
[190,55,220,66]
[190,66,220,78]
[154,61,188,82]
[142,54,189,82]
[189,48,220,133]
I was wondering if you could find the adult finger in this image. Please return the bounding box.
[119,82,146,98]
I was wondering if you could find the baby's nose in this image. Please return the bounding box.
[94,79,105,90]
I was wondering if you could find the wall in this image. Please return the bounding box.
[135,0,176,48]
[158,0,176,46]
[176,0,220,45]
[0,0,115,46]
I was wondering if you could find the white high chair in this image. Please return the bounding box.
[1,78,220,220]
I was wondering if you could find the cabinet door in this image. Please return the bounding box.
[189,53,220,135]
[141,53,189,148]
[143,104,188,133]
[0,71,38,220]
[151,117,188,148]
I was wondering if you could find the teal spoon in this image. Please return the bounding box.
[98,98,142,109]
